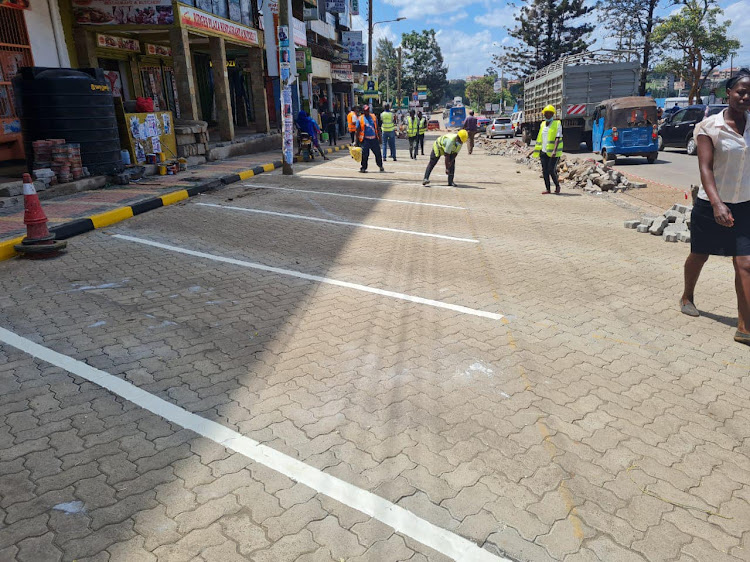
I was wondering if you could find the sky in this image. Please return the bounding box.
[356,0,750,80]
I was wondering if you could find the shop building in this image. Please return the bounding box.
[60,0,269,142]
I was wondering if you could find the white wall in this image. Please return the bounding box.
[25,0,70,67]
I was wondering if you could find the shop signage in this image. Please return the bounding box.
[342,31,364,63]
[96,33,140,51]
[418,92,427,100]
[267,0,279,14]
[296,48,312,74]
[302,7,318,20]
[0,0,29,9]
[325,0,345,13]
[293,17,307,46]
[145,43,172,57]
[325,12,335,26]
[73,0,173,25]
[331,63,352,82]
[417,85,427,91]
[179,5,259,46]
[350,0,358,16]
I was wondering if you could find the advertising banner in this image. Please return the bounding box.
[303,7,318,20]
[325,0,345,13]
[282,86,294,165]
[296,48,312,73]
[179,6,259,45]
[350,0,358,15]
[342,31,364,63]
[97,34,140,51]
[145,43,172,57]
[293,17,307,46]
[73,0,173,24]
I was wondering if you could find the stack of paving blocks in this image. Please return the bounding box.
[175,120,209,158]
[625,204,692,243]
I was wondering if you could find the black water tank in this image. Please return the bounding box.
[14,67,123,175]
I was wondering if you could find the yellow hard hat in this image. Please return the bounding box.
[543,105,556,115]
[458,129,468,142]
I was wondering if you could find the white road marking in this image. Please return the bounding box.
[112,234,503,321]
[0,326,507,562]
[239,184,464,209]
[298,175,454,188]
[196,202,478,243]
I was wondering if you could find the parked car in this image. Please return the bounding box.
[427,119,440,131]
[658,104,726,155]
[477,117,491,132]
[511,111,523,136]
[487,117,513,139]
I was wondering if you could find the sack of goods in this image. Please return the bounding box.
[349,146,362,163]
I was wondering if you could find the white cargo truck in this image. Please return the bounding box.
[520,52,640,151]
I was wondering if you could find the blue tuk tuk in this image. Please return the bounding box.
[592,97,659,163]
[448,106,466,129]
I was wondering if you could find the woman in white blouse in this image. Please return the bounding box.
[680,69,750,345]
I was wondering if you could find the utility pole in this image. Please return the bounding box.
[279,0,293,174]
[367,0,373,76]
[397,46,402,110]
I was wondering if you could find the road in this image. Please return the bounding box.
[0,134,748,562]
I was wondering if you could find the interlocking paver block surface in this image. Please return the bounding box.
[1,138,749,561]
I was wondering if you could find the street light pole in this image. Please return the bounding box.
[368,0,373,77]
[397,46,402,109]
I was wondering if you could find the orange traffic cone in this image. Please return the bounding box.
[14,173,67,258]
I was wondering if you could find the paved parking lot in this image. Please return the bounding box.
[1,136,749,561]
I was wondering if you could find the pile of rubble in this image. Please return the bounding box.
[624,203,692,243]
[478,138,647,193]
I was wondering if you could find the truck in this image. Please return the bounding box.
[520,52,640,151]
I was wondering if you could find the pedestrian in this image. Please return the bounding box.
[297,110,329,160]
[347,106,358,145]
[422,129,468,187]
[417,111,427,156]
[462,110,478,154]
[679,68,750,346]
[355,104,384,173]
[406,110,419,159]
[380,103,397,161]
[532,105,563,194]
[323,110,337,146]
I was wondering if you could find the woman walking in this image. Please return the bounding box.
[680,69,750,345]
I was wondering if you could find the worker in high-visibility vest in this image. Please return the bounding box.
[422,129,468,187]
[355,104,384,172]
[417,111,428,156]
[406,109,420,159]
[532,104,563,194]
[347,106,359,145]
[380,103,397,161]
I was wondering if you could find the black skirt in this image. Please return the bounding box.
[691,197,750,256]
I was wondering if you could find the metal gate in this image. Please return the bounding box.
[0,5,33,160]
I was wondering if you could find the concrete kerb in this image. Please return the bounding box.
[0,145,350,262]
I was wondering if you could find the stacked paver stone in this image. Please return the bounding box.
[625,203,693,242]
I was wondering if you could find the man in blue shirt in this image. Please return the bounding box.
[355,105,384,172]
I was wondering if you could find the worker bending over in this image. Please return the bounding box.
[422,129,468,187]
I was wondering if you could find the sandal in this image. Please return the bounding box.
[680,300,700,317]
[734,331,750,346]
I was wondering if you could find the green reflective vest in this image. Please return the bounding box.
[407,116,419,137]
[381,111,396,132]
[432,133,462,157]
[533,119,563,158]
[418,117,427,135]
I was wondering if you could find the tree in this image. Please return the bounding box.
[493,0,595,77]
[465,77,495,111]
[652,0,740,103]
[400,30,449,105]
[445,79,466,104]
[598,0,661,96]
[374,38,398,106]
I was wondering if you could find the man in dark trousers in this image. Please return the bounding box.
[462,110,478,154]
[355,105,384,173]
[322,110,337,146]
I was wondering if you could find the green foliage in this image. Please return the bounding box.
[445,79,466,103]
[401,29,449,104]
[465,76,495,110]
[652,0,740,103]
[374,38,399,105]
[494,0,595,77]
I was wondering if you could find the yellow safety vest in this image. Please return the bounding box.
[418,117,427,135]
[381,111,396,132]
[533,119,563,158]
[407,117,419,137]
[432,133,462,157]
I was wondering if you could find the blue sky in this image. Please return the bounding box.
[356,0,750,80]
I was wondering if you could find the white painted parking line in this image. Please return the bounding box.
[296,175,454,188]
[112,234,504,321]
[0,326,506,562]
[239,184,465,209]
[196,202,478,243]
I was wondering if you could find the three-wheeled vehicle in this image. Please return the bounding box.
[592,97,659,163]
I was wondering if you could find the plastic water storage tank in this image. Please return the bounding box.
[14,67,124,175]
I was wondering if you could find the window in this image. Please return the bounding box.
[683,108,705,123]
[670,109,687,124]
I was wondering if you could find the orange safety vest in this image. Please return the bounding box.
[347,111,357,132]
[357,114,379,142]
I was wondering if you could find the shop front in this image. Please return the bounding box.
[331,62,352,137]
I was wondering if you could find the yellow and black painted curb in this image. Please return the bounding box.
[0,145,351,261]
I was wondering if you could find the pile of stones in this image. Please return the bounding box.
[624,203,692,243]
[175,120,209,158]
